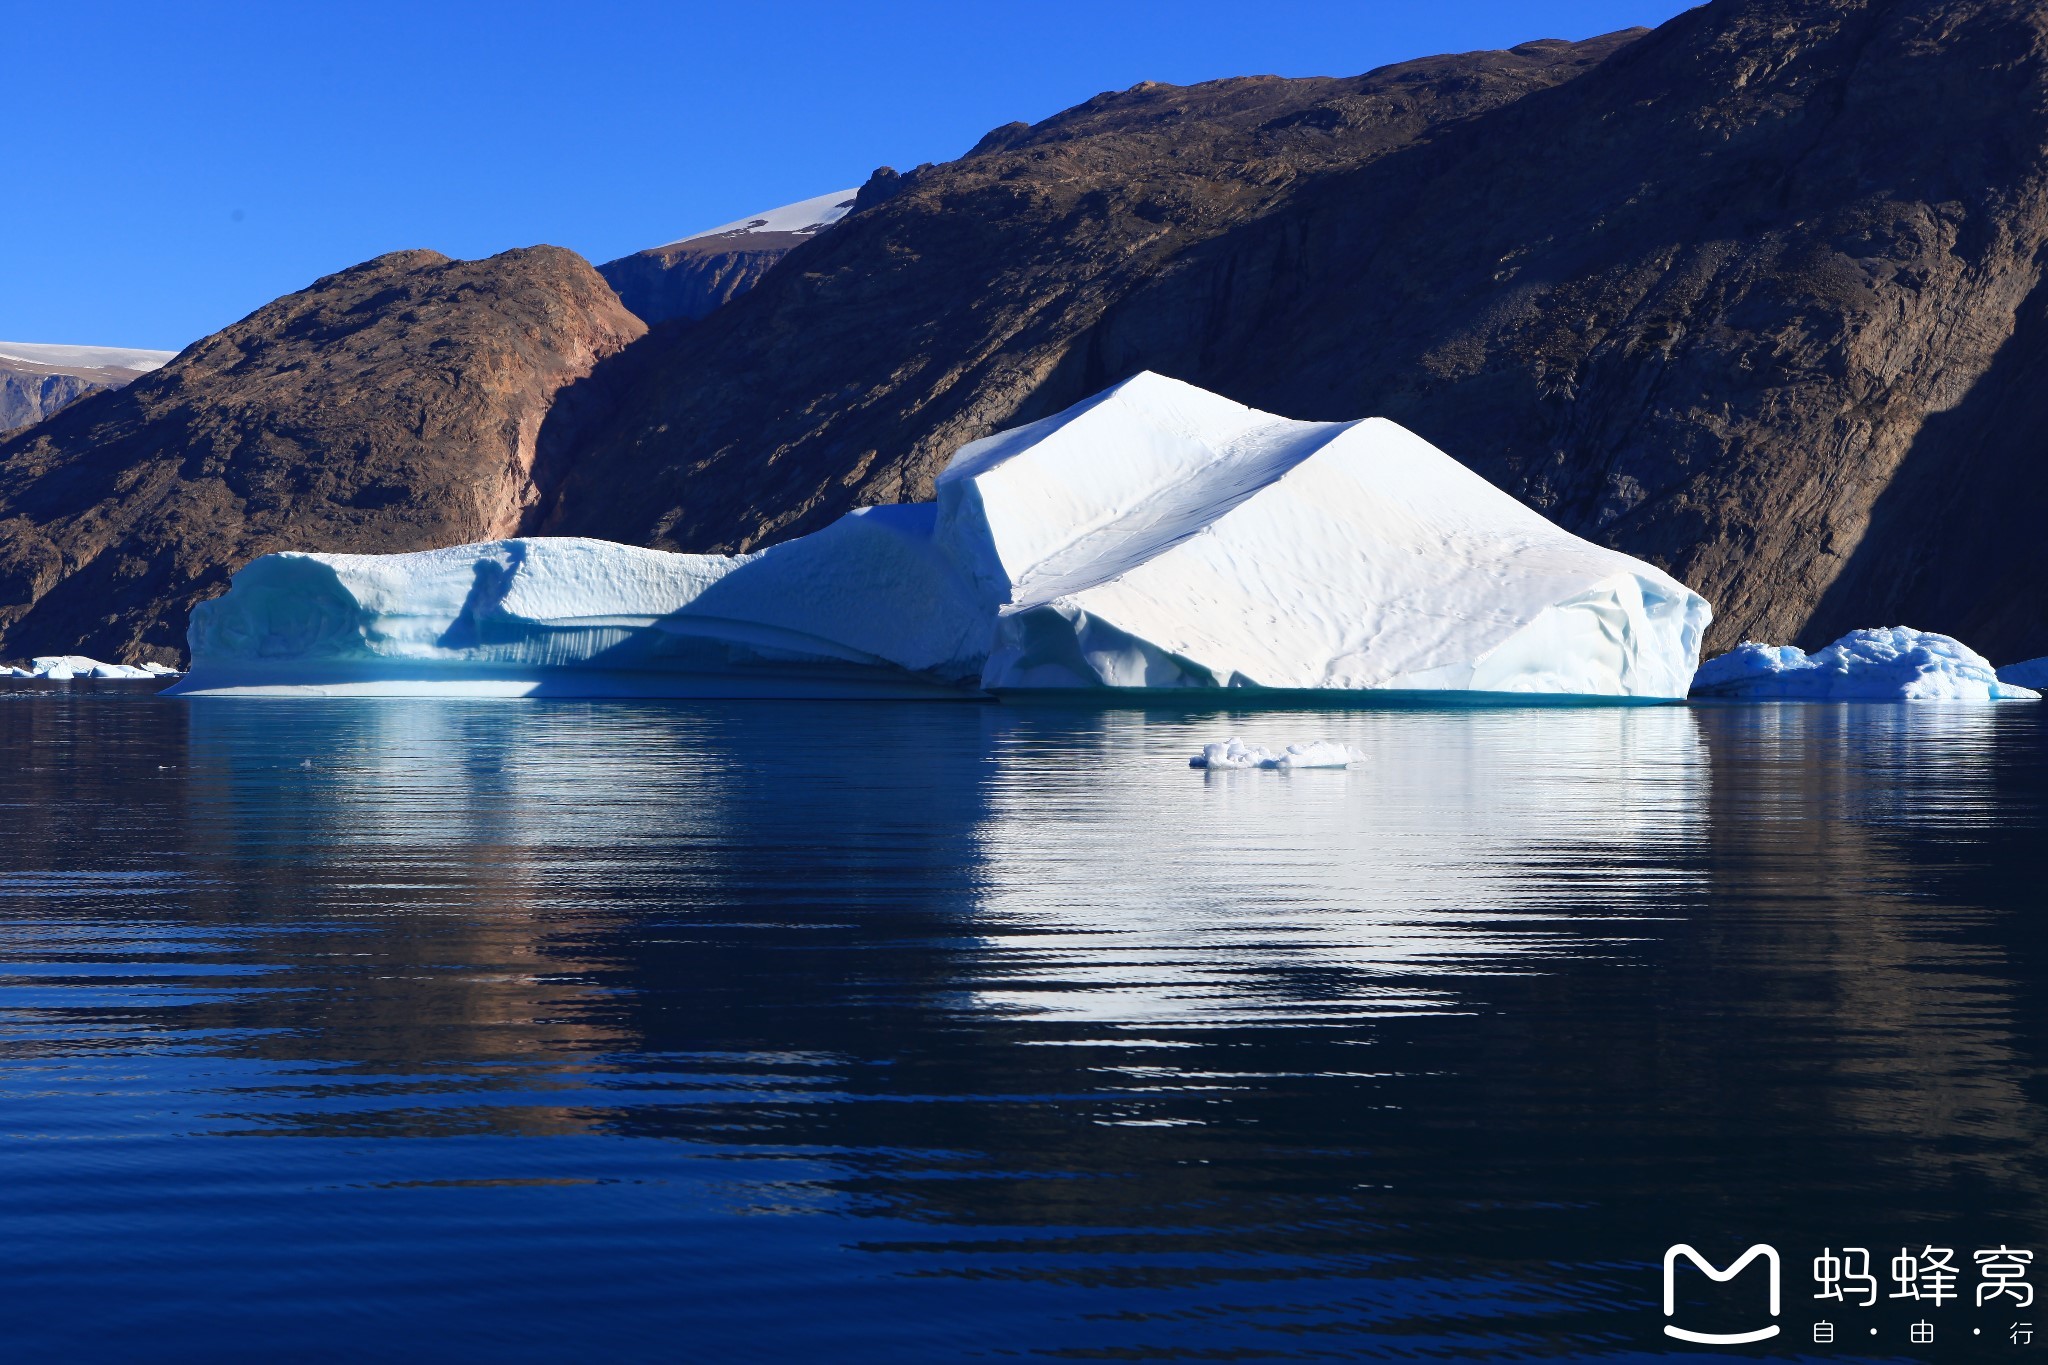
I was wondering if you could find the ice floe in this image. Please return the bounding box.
[171,372,1711,701]
[5,656,179,681]
[1690,627,2040,702]
[1189,738,1362,769]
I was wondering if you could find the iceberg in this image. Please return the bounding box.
[1690,627,2040,701]
[8,656,177,681]
[171,373,1710,701]
[1189,738,1362,770]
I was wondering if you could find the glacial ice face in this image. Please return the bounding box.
[937,373,1709,697]
[174,372,1711,700]
[1690,627,2041,701]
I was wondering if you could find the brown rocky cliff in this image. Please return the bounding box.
[542,34,1636,556]
[542,0,2048,662]
[0,245,644,663]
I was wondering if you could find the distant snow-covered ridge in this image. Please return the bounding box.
[0,342,176,373]
[171,372,1711,701]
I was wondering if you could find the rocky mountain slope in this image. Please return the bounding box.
[597,189,858,325]
[9,0,2047,667]
[0,248,643,663]
[544,0,2048,662]
[0,343,175,432]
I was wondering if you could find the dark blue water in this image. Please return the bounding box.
[1,695,2043,1361]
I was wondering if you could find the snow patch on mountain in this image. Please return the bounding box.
[661,189,860,248]
[0,342,176,373]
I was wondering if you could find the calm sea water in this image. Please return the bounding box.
[0,693,2043,1361]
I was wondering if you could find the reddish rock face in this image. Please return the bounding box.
[0,246,644,664]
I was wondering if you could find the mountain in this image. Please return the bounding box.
[543,0,2048,662]
[11,0,2048,667]
[596,189,859,325]
[0,342,176,433]
[0,247,643,664]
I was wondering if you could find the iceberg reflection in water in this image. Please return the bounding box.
[0,697,2042,1362]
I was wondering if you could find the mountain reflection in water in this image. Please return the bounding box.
[0,697,2041,1361]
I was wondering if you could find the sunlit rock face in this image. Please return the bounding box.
[172,374,1709,700]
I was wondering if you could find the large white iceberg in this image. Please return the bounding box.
[1690,627,2040,701]
[940,375,1706,694]
[171,373,1710,701]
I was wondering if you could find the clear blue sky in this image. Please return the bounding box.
[0,0,1696,351]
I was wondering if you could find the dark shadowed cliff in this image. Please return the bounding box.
[544,0,2048,661]
[596,191,859,325]
[0,247,644,663]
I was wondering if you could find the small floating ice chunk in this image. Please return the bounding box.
[1269,741,1361,769]
[1190,737,1360,769]
[1192,738,1277,769]
[1690,627,2040,701]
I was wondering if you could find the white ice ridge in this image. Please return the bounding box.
[1189,738,1361,769]
[4,656,179,680]
[661,189,860,248]
[0,342,176,372]
[171,372,1712,700]
[1690,627,2041,702]
[939,373,1708,696]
